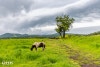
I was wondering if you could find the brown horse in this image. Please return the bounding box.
[30,42,45,51]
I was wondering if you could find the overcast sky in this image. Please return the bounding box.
[0,0,100,35]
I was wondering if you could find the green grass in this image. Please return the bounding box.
[0,35,100,67]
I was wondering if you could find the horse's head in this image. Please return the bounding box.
[30,45,36,51]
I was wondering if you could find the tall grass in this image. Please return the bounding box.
[0,38,80,67]
[0,35,100,67]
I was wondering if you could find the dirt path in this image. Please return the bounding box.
[62,45,100,67]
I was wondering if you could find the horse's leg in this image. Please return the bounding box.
[35,47,37,51]
[42,46,45,51]
[42,47,44,51]
[44,45,45,48]
[43,45,45,51]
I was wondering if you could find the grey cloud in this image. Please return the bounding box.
[66,0,100,20]
[0,0,79,17]
[19,0,100,29]
[32,0,79,9]
[68,26,100,34]
[0,0,100,34]
[18,15,56,30]
[0,0,33,17]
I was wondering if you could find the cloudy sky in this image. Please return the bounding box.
[0,0,100,35]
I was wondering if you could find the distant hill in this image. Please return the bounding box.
[0,33,28,38]
[0,33,59,38]
[0,31,100,38]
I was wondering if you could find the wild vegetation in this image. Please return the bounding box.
[0,34,100,67]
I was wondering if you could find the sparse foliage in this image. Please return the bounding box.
[55,15,74,38]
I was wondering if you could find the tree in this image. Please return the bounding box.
[55,15,74,38]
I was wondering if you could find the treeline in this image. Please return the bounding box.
[88,31,100,35]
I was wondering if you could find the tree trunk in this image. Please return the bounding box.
[59,33,62,38]
[62,30,65,38]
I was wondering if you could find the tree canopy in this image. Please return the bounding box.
[55,15,75,38]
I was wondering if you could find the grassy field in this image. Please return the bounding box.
[0,35,100,67]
